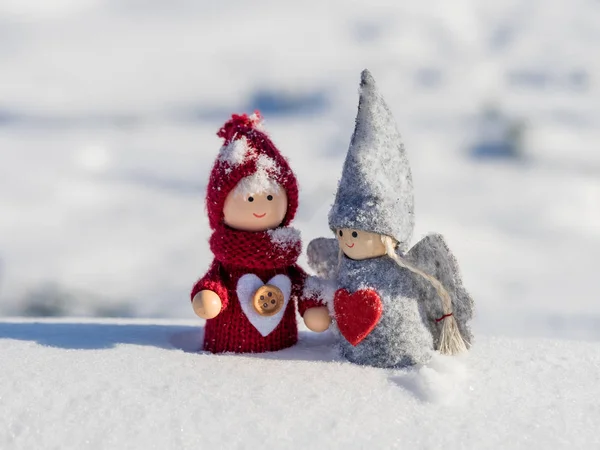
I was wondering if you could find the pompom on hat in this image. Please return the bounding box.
[206,111,299,230]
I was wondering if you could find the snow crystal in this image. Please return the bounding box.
[267,227,300,249]
[218,136,253,166]
[233,155,282,196]
[303,275,337,305]
[217,127,274,174]
[233,174,282,197]
[256,154,278,174]
[248,112,266,132]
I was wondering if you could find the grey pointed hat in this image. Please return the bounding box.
[328,69,414,251]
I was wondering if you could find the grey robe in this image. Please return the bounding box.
[334,254,434,368]
[309,234,474,368]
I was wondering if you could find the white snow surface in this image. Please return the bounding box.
[1,318,599,450]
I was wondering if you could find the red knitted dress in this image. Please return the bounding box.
[191,112,322,353]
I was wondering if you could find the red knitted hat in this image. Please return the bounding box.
[206,111,299,230]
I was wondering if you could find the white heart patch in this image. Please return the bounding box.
[237,274,292,337]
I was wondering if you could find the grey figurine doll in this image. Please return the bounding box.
[306,69,474,369]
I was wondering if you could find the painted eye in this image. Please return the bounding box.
[338,230,343,237]
[248,196,254,202]
[352,231,358,238]
[267,195,274,201]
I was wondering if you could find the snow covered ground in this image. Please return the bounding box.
[1,2,599,338]
[2,318,599,450]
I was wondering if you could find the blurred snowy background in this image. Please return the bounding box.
[0,0,598,340]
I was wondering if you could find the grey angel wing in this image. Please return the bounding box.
[307,237,339,280]
[406,234,474,348]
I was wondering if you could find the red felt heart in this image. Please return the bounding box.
[334,289,383,346]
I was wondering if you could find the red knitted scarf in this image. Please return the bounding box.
[209,225,301,270]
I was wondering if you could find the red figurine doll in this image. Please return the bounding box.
[191,112,331,353]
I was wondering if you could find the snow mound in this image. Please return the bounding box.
[1,319,599,449]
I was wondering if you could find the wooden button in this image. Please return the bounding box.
[252,284,285,317]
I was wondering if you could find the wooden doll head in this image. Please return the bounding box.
[336,228,387,260]
[223,175,288,232]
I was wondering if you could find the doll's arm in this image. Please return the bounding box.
[302,274,337,313]
[290,266,333,332]
[307,237,340,279]
[190,260,229,318]
[290,265,322,314]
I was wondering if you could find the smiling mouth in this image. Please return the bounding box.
[345,243,355,248]
[253,213,267,218]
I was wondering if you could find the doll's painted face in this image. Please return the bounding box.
[336,228,387,260]
[223,180,288,232]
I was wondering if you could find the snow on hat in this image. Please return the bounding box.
[328,69,414,250]
[206,111,299,230]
